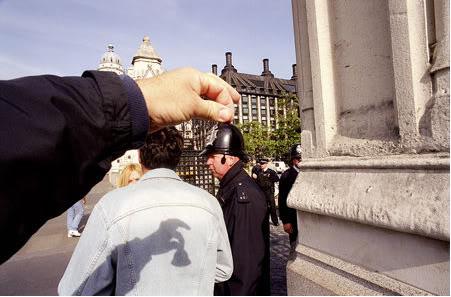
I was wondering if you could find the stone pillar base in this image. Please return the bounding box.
[287,244,433,296]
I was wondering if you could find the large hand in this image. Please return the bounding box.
[137,68,241,132]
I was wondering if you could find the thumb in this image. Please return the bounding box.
[194,99,235,122]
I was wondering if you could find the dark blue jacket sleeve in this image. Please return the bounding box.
[0,71,148,263]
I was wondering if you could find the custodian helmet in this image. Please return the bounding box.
[289,143,302,160]
[199,123,248,162]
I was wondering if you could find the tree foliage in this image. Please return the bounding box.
[238,92,301,163]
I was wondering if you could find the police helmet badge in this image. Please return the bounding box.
[205,124,219,147]
[295,145,302,154]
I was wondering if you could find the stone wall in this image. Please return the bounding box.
[289,0,449,295]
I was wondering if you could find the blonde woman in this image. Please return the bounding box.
[116,163,142,188]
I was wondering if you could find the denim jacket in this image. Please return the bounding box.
[58,169,233,295]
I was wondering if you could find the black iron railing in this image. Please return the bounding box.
[175,120,217,195]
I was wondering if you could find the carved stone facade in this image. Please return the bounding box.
[97,44,125,75]
[127,36,163,79]
[289,0,449,295]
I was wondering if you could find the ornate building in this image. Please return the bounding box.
[98,36,197,186]
[127,36,163,79]
[97,44,125,75]
[97,37,164,179]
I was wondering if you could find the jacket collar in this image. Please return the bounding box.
[140,168,182,182]
[220,160,244,188]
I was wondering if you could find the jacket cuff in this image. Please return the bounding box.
[119,74,149,145]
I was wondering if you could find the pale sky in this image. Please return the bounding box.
[0,0,296,80]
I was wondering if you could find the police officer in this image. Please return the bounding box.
[255,157,280,226]
[278,144,302,250]
[251,161,261,179]
[200,123,270,296]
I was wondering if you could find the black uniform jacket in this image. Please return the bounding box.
[215,161,269,296]
[256,168,279,199]
[278,166,299,225]
[0,71,147,264]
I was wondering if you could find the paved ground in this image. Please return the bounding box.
[0,178,113,296]
[270,222,291,296]
[0,177,292,295]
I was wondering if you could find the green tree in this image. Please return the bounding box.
[271,92,301,161]
[237,121,273,161]
[238,92,301,162]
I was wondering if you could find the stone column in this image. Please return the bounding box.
[289,0,449,295]
[249,96,253,122]
[298,0,338,158]
[238,96,243,124]
[388,0,433,146]
[257,95,262,123]
[292,0,316,154]
[266,96,271,129]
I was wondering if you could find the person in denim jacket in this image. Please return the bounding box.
[58,127,233,295]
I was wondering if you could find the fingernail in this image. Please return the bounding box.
[219,108,232,122]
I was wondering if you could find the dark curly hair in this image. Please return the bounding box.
[139,127,183,170]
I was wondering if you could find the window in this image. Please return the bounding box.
[252,109,257,115]
[260,97,266,105]
[251,96,257,104]
[242,108,249,115]
[261,109,267,116]
[242,95,248,103]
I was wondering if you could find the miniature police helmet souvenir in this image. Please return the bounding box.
[199,123,249,162]
[290,143,302,160]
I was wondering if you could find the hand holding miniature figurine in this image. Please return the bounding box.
[137,68,240,132]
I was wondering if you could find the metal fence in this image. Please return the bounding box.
[175,120,217,195]
[176,151,216,195]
